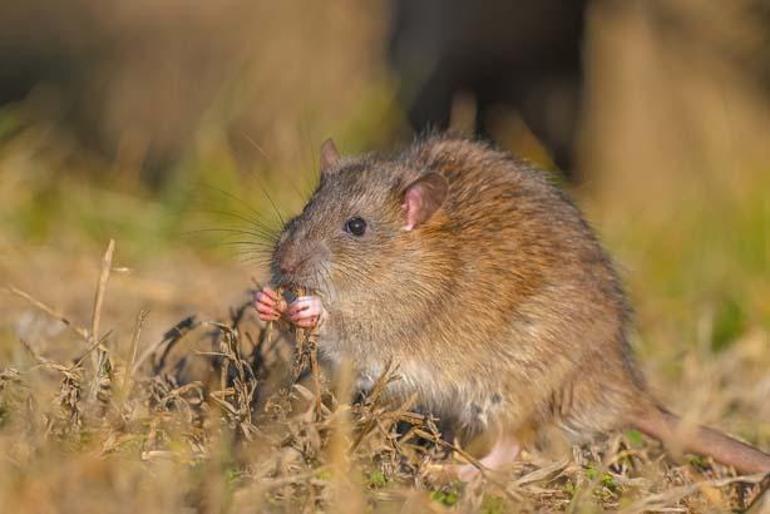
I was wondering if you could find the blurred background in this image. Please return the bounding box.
[1,0,769,446]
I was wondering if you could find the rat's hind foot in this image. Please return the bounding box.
[287,295,326,328]
[449,435,521,481]
[254,286,287,322]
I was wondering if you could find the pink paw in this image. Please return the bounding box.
[254,286,287,322]
[286,295,325,328]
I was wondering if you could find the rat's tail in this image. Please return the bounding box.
[628,404,770,475]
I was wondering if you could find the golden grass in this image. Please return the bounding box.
[1,237,769,513]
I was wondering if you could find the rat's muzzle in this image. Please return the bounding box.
[278,252,304,276]
[272,241,330,291]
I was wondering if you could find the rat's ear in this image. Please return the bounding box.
[319,138,340,176]
[402,173,448,231]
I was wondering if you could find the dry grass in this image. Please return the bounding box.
[1,240,768,513]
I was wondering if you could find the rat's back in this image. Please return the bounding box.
[387,136,645,437]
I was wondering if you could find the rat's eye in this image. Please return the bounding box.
[344,217,367,237]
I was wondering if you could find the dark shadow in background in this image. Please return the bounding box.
[388,0,586,180]
[387,0,770,183]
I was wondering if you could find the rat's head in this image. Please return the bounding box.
[270,139,448,299]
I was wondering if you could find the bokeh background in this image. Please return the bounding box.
[1,0,769,511]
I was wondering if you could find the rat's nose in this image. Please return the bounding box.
[276,242,323,278]
[279,260,295,275]
[278,253,301,276]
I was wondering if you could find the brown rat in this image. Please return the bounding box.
[255,135,770,477]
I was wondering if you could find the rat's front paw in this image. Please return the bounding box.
[254,286,287,322]
[287,295,326,329]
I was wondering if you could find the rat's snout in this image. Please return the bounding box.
[278,250,303,275]
[275,242,304,276]
[273,236,329,286]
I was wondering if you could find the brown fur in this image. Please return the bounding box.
[270,135,770,474]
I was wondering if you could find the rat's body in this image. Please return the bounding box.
[256,135,770,476]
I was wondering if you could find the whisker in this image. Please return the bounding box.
[235,253,274,266]
[220,240,277,249]
[189,184,284,242]
[182,227,278,242]
[193,180,265,221]
[333,263,373,287]
[253,179,285,227]
[193,207,278,234]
